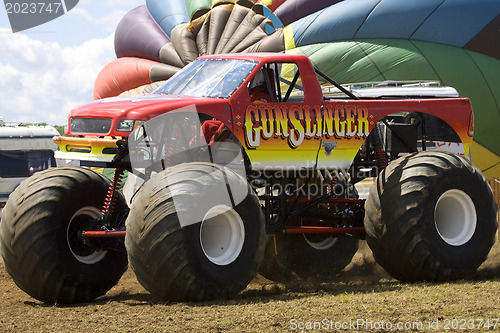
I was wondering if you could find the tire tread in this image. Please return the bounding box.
[364,151,497,281]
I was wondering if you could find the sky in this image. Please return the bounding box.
[0,0,145,125]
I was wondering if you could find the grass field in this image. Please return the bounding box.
[1,238,498,332]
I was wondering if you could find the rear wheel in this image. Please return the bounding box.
[260,232,359,282]
[125,162,265,301]
[259,231,359,282]
[364,151,498,281]
[0,167,128,303]
[259,181,361,282]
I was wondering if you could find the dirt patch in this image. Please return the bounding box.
[1,240,499,332]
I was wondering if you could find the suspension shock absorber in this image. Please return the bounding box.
[327,176,337,196]
[371,124,388,170]
[101,168,126,219]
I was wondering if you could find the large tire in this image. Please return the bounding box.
[259,233,359,282]
[364,151,498,281]
[125,162,265,301]
[259,181,361,282]
[0,167,128,303]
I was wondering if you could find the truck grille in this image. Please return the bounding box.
[70,118,112,134]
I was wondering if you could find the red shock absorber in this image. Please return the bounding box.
[373,146,388,170]
[371,125,388,170]
[101,168,126,218]
[327,178,336,196]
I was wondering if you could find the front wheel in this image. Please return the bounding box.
[125,162,265,301]
[364,151,498,281]
[0,167,128,303]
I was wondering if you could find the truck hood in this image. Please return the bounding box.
[67,94,229,136]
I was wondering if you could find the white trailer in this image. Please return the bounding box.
[0,120,59,213]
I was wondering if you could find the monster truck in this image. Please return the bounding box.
[1,53,497,303]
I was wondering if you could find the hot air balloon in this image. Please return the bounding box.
[95,0,284,99]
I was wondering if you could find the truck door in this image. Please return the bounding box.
[231,61,323,170]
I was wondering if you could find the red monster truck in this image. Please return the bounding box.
[1,53,497,303]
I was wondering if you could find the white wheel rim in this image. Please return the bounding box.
[301,218,338,250]
[434,189,477,246]
[200,205,245,266]
[67,206,107,264]
[304,235,338,250]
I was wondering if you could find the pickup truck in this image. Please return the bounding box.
[1,53,497,303]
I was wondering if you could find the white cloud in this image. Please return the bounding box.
[0,28,115,124]
[0,1,146,124]
[63,0,144,37]
[104,0,144,7]
[67,7,129,31]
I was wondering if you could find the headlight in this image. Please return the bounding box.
[116,119,136,132]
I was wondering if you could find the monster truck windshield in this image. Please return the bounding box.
[154,59,258,99]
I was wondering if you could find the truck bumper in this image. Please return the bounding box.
[53,136,120,164]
